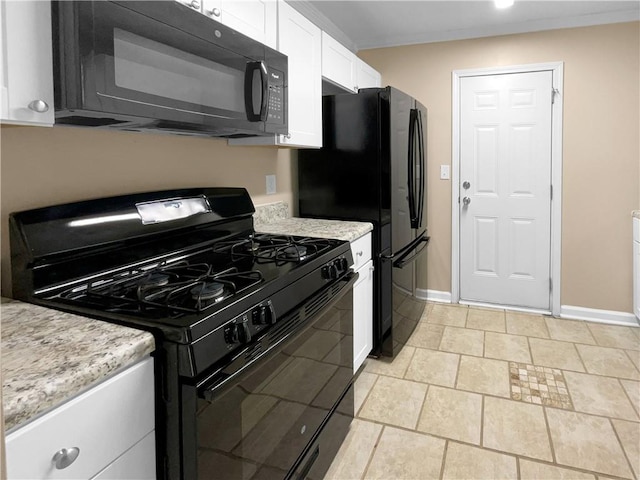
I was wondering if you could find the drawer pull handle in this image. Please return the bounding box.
[356,251,363,257]
[52,447,80,469]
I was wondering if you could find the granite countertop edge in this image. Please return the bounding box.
[254,217,373,242]
[2,298,155,432]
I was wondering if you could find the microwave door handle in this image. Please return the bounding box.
[244,61,269,122]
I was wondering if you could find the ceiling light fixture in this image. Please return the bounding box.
[495,0,514,9]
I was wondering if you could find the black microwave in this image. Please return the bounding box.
[52,1,287,138]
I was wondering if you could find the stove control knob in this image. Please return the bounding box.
[236,317,252,344]
[224,318,252,345]
[224,324,240,344]
[339,257,350,271]
[252,305,275,325]
[326,263,339,280]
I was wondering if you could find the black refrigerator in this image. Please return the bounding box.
[298,86,429,358]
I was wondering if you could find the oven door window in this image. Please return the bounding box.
[192,281,354,479]
[86,1,264,129]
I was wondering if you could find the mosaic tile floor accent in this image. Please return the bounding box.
[509,362,573,410]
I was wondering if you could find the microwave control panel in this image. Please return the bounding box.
[267,69,285,124]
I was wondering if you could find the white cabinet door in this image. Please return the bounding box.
[6,358,155,480]
[175,0,202,12]
[353,260,374,373]
[201,0,277,49]
[229,1,322,148]
[321,31,357,93]
[356,58,381,89]
[0,0,54,126]
[278,2,322,148]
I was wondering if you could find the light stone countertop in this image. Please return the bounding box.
[633,210,640,219]
[1,298,155,432]
[255,217,373,242]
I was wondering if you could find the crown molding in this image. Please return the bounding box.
[285,1,358,52]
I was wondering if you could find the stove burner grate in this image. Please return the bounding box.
[214,235,332,264]
[58,261,263,317]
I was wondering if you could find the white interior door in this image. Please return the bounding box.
[459,71,552,310]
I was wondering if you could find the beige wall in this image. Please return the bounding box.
[1,22,638,313]
[359,21,640,313]
[0,125,294,297]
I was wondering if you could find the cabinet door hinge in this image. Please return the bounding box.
[552,88,560,104]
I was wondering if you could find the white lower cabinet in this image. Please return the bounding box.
[91,431,156,480]
[5,357,155,480]
[351,233,373,373]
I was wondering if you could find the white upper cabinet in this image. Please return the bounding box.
[322,32,357,93]
[278,1,322,147]
[230,1,322,148]
[0,0,54,126]
[321,31,381,94]
[201,0,277,50]
[174,0,203,13]
[356,57,382,89]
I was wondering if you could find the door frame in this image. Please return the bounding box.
[451,62,564,316]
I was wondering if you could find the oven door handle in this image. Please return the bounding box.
[244,61,269,122]
[196,271,358,401]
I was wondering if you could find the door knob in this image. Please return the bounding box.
[462,181,470,189]
[463,197,471,206]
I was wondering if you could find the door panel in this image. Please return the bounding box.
[460,71,552,310]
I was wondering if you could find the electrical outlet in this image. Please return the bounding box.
[266,175,276,194]
[440,165,450,180]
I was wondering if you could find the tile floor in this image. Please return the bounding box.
[325,303,640,480]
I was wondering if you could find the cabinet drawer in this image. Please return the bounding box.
[92,431,156,480]
[350,233,372,271]
[6,357,155,480]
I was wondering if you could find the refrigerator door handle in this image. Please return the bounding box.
[417,109,426,229]
[408,109,418,229]
[394,235,430,268]
[380,232,428,261]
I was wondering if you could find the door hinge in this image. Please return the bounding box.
[552,88,560,104]
[549,278,553,293]
[550,185,553,200]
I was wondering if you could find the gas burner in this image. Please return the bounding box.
[244,240,260,253]
[280,245,307,261]
[143,272,171,288]
[191,282,225,301]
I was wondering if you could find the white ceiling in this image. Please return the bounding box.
[300,1,640,51]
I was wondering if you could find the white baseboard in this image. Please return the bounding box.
[416,289,451,303]
[413,292,638,327]
[560,305,639,327]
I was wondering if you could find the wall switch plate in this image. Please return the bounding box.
[440,165,450,180]
[266,174,277,194]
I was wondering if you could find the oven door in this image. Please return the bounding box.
[183,273,356,479]
[53,1,285,135]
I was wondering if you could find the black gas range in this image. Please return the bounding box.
[10,188,356,480]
